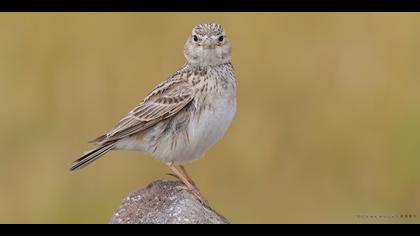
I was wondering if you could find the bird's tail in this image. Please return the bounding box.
[70,143,115,171]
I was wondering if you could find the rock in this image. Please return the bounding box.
[109,180,230,224]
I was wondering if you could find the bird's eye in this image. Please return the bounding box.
[193,35,198,42]
[218,36,224,42]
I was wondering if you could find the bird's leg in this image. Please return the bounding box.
[168,164,196,192]
[168,164,210,207]
[179,165,197,188]
[179,166,210,207]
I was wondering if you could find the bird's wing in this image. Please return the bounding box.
[91,75,194,144]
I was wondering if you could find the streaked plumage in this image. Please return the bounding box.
[70,23,236,204]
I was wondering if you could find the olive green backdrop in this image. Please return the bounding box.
[0,13,419,223]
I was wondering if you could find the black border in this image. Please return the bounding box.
[2,0,420,12]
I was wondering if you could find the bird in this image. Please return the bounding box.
[70,23,236,205]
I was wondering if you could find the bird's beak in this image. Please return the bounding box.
[203,38,216,49]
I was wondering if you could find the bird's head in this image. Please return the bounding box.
[184,23,232,66]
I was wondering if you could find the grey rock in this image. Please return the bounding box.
[109,180,230,224]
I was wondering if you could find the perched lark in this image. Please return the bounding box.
[70,23,236,205]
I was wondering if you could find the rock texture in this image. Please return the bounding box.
[109,180,229,224]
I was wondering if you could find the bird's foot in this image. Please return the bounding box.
[167,164,210,208]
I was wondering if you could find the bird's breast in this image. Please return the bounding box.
[183,78,236,160]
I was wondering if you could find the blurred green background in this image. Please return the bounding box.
[0,13,419,224]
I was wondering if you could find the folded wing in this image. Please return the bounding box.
[91,76,194,144]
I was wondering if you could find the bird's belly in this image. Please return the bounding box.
[155,95,236,164]
[186,98,236,161]
[115,92,236,165]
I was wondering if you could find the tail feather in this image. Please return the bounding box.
[88,134,107,144]
[70,143,115,171]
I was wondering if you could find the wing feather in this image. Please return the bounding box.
[91,74,194,144]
